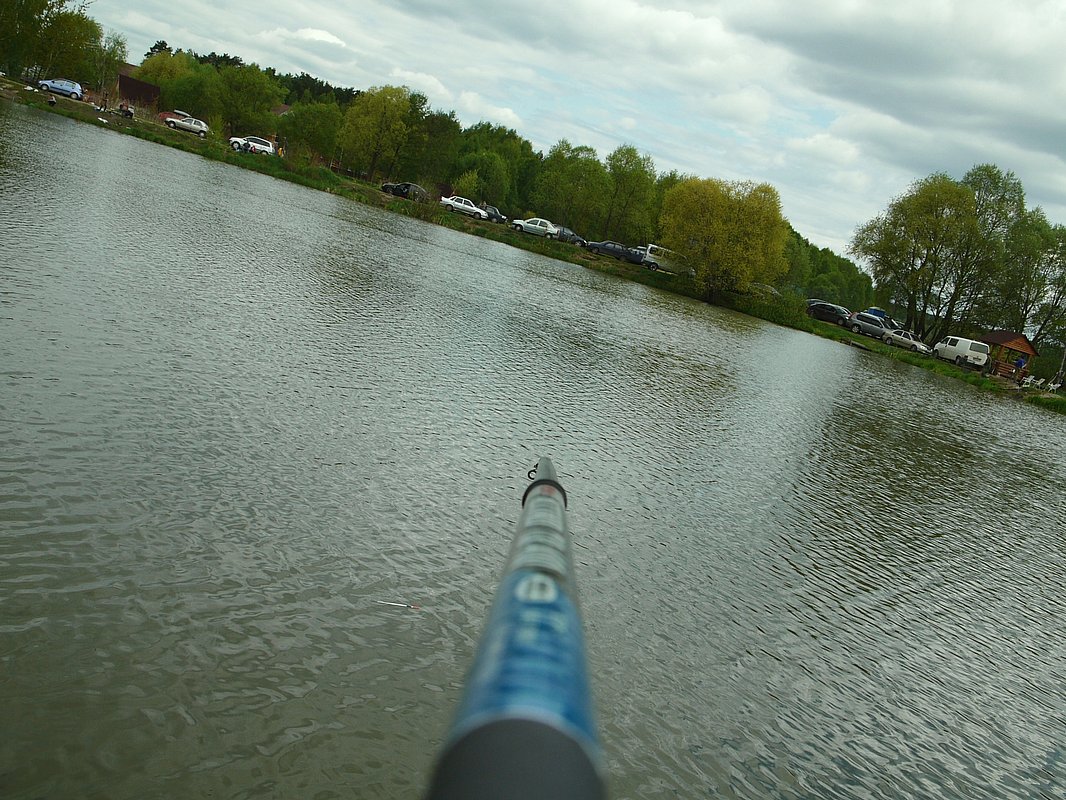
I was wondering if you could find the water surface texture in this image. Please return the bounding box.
[2,104,1064,799]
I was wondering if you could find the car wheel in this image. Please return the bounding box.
[198,131,206,138]
[70,92,79,100]
[231,141,241,150]
[167,121,175,128]
[911,344,920,352]
[955,356,964,366]
[851,324,861,333]
[512,223,521,232]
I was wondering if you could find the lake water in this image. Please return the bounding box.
[2,101,1064,799]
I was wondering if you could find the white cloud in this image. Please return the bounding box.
[390,69,453,105]
[259,28,347,48]
[456,92,522,130]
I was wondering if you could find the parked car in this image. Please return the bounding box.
[637,243,678,271]
[933,336,990,367]
[483,204,507,223]
[847,311,893,338]
[166,116,209,138]
[806,301,851,325]
[555,226,587,246]
[157,109,191,123]
[38,78,83,100]
[511,218,558,238]
[229,135,275,155]
[883,329,931,353]
[440,195,488,219]
[586,240,645,264]
[381,182,428,201]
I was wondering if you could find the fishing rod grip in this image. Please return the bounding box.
[425,457,605,800]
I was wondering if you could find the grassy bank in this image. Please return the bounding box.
[4,81,1062,417]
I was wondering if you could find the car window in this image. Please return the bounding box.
[970,343,989,353]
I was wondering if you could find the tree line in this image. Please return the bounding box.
[4,5,874,308]
[129,47,875,304]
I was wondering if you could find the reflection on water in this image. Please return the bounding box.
[2,103,1064,800]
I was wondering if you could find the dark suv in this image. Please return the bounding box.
[807,302,850,325]
[555,226,587,246]
[483,204,507,223]
[381,182,428,201]
[586,240,644,264]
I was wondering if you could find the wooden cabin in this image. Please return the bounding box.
[981,330,1039,380]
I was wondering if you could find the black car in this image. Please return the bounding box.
[381,182,428,201]
[586,240,644,264]
[483,204,507,223]
[806,301,851,325]
[555,226,587,246]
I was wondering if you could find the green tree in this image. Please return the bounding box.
[601,144,656,243]
[217,63,285,137]
[852,165,1028,341]
[336,85,412,180]
[532,140,609,235]
[401,109,462,187]
[661,178,789,294]
[851,173,978,337]
[382,91,428,180]
[452,170,480,199]
[277,100,343,163]
[143,40,171,61]
[134,49,197,88]
[87,30,127,96]
[456,122,540,211]
[956,164,1027,332]
[167,60,225,122]
[782,228,812,292]
[452,150,510,202]
[37,7,100,81]
[649,170,694,242]
[0,0,64,77]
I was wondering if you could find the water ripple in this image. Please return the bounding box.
[1,104,1064,800]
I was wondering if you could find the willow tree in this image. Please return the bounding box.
[851,166,1025,340]
[660,178,789,294]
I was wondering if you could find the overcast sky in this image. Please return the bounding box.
[89,0,1066,256]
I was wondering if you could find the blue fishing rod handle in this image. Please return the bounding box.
[425,567,604,800]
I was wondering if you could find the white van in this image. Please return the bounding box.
[933,336,990,367]
[638,243,677,272]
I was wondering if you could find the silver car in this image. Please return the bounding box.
[847,311,892,338]
[511,217,558,238]
[883,329,931,353]
[440,195,488,219]
[166,116,209,138]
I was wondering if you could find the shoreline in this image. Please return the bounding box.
[3,79,1062,416]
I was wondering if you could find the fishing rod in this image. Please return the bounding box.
[424,457,605,800]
